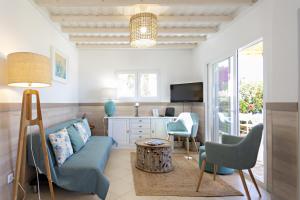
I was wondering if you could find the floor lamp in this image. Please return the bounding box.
[7,52,55,200]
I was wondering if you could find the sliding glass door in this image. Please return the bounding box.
[207,40,264,183]
[208,56,238,142]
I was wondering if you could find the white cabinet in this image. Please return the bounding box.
[151,118,174,139]
[106,117,176,147]
[108,119,128,145]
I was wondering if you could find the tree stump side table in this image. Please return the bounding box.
[135,138,173,173]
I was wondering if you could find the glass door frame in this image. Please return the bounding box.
[206,54,239,142]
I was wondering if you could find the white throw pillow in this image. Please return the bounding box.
[74,122,89,143]
[49,128,74,166]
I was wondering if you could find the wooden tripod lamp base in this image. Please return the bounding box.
[12,89,55,200]
[7,52,55,200]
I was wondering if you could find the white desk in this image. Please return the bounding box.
[105,116,176,147]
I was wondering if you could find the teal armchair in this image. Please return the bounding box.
[166,112,199,157]
[196,124,263,199]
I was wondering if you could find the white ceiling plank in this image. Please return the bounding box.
[37,0,256,7]
[52,15,233,23]
[77,43,198,49]
[62,26,218,34]
[70,35,206,43]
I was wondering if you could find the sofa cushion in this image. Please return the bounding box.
[48,128,74,166]
[61,136,113,173]
[67,125,85,152]
[74,121,89,144]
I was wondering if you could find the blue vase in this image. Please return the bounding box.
[104,100,116,117]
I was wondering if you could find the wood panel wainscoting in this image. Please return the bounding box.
[266,102,299,200]
[79,102,205,142]
[0,103,79,200]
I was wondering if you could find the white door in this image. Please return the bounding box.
[111,119,128,144]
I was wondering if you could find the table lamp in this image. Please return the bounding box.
[101,88,117,117]
[7,52,55,200]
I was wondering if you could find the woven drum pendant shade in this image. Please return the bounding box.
[130,12,158,48]
[7,52,52,88]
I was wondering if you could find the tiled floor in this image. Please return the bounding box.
[28,149,271,200]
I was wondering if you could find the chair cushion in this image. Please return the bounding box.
[48,128,74,166]
[199,146,234,175]
[67,125,85,152]
[168,131,190,137]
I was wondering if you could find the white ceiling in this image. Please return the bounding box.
[33,0,258,49]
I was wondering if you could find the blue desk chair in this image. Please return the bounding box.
[196,124,263,199]
[166,112,199,157]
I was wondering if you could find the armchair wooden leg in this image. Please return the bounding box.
[213,164,217,181]
[186,137,190,157]
[239,170,251,200]
[192,137,198,153]
[196,159,206,192]
[248,169,262,197]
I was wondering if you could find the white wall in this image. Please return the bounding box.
[0,0,79,103]
[193,0,300,102]
[78,49,196,102]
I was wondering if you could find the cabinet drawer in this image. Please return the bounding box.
[131,129,151,135]
[129,134,150,144]
[130,123,151,129]
[130,118,150,125]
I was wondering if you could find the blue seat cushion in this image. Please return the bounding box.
[61,136,113,173]
[199,146,234,175]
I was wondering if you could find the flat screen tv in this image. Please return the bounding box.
[170,82,203,102]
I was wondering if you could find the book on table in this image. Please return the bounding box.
[145,139,165,146]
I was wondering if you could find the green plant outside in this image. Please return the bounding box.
[239,82,263,114]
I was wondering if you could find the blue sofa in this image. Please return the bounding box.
[27,118,114,200]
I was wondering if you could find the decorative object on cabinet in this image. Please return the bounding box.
[165,107,175,117]
[152,108,159,117]
[51,47,68,83]
[7,52,55,200]
[134,102,139,117]
[101,88,117,117]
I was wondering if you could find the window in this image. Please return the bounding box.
[140,73,158,98]
[116,71,158,100]
[117,73,136,98]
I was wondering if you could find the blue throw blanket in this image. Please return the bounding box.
[27,118,114,200]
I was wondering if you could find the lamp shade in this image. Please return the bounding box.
[130,12,158,48]
[101,88,117,100]
[7,52,52,88]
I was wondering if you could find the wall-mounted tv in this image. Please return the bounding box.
[170,82,203,102]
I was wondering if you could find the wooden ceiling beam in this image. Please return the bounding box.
[62,26,218,34]
[52,15,233,23]
[77,43,198,49]
[37,0,256,7]
[70,35,206,43]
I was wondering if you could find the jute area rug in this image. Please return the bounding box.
[131,153,243,197]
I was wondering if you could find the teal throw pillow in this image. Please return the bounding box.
[67,125,85,152]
